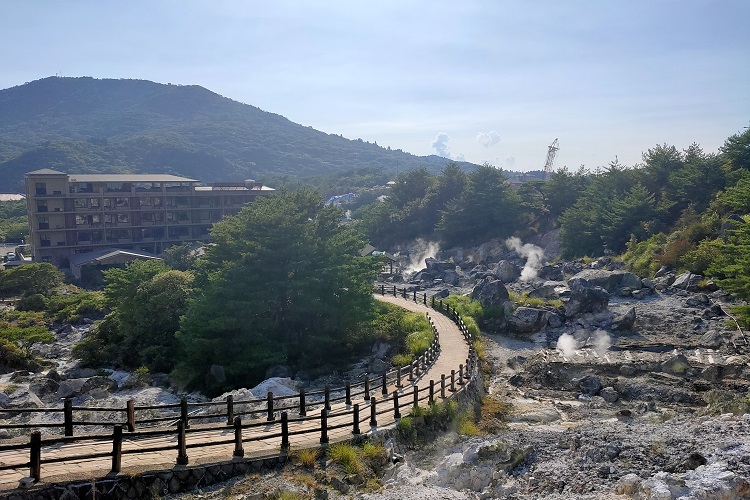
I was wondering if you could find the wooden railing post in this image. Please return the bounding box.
[30,431,41,482]
[226,395,234,425]
[369,396,377,427]
[64,398,73,436]
[267,392,275,421]
[429,380,435,404]
[402,287,407,299]
[299,389,306,417]
[396,366,402,388]
[364,375,370,401]
[413,384,419,409]
[451,370,456,392]
[126,399,135,432]
[176,421,188,465]
[232,417,245,457]
[180,398,189,429]
[380,284,385,295]
[320,409,329,444]
[431,295,435,308]
[441,374,446,399]
[324,386,331,412]
[393,391,400,419]
[381,372,388,396]
[233,416,244,457]
[459,364,464,385]
[281,412,289,450]
[111,425,122,474]
[408,363,414,382]
[345,383,351,406]
[413,289,417,302]
[352,403,360,436]
[392,286,396,297]
[423,293,427,305]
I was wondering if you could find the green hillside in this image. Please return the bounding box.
[0,76,473,192]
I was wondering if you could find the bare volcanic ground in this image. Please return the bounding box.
[171,289,750,499]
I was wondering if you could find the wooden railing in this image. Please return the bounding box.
[0,287,479,485]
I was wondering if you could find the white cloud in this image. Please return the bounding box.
[477,130,501,148]
[505,156,516,168]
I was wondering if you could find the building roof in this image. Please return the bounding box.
[68,174,199,183]
[68,248,161,267]
[25,169,68,176]
[194,185,275,192]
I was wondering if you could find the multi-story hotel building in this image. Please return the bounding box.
[24,169,274,266]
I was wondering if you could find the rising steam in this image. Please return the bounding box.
[406,239,441,273]
[590,329,612,356]
[505,237,545,281]
[556,333,577,358]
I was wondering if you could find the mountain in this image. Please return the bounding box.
[0,76,475,192]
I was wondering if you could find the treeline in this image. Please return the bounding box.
[354,126,750,324]
[0,200,28,243]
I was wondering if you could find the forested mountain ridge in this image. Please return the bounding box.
[0,76,474,192]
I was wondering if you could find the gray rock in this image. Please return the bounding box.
[425,257,454,272]
[548,313,564,328]
[441,269,461,286]
[491,260,521,283]
[579,375,603,396]
[370,358,390,374]
[529,281,569,300]
[57,378,87,398]
[564,278,609,316]
[641,278,655,290]
[600,386,620,403]
[506,307,551,334]
[631,289,649,300]
[471,278,510,309]
[621,272,643,289]
[672,272,703,292]
[660,354,691,375]
[538,264,564,281]
[29,378,60,397]
[685,294,710,307]
[699,330,725,348]
[612,307,636,331]
[81,376,118,394]
[570,269,628,292]
[431,288,450,299]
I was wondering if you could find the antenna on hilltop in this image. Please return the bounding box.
[543,138,559,180]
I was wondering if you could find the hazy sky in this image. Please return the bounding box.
[2,1,748,171]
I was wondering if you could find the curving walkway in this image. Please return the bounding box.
[0,294,472,491]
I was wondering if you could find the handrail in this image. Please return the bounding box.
[0,286,479,488]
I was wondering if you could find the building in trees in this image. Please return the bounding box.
[24,169,274,266]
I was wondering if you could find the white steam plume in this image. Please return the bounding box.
[556,333,577,358]
[431,133,451,158]
[477,130,501,148]
[591,329,612,357]
[505,237,545,281]
[407,239,440,273]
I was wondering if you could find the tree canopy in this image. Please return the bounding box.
[174,189,381,394]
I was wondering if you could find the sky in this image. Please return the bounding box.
[1,0,748,171]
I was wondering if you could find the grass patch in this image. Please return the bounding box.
[292,447,318,469]
[457,410,480,436]
[700,389,750,416]
[508,291,563,310]
[328,442,363,475]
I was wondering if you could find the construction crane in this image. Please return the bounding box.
[543,138,559,180]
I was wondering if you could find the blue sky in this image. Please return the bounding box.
[2,0,748,171]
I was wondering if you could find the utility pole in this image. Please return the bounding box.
[543,138,559,180]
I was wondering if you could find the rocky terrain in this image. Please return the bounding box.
[2,236,749,499]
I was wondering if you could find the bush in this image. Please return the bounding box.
[292,448,318,468]
[15,294,47,312]
[622,233,666,277]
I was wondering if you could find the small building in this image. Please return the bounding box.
[68,248,162,283]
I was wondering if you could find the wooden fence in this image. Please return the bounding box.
[0,287,478,485]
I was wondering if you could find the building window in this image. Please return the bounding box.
[36,200,48,212]
[91,214,101,225]
[76,215,88,226]
[90,198,101,209]
[116,197,129,208]
[35,182,47,195]
[38,216,49,230]
[117,213,129,223]
[104,214,114,224]
[74,198,88,209]
[40,235,51,247]
[104,198,112,209]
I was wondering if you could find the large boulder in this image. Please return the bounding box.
[490,260,521,283]
[612,307,637,331]
[528,281,569,300]
[672,272,703,292]
[569,269,640,293]
[506,307,551,334]
[564,278,609,317]
[425,257,455,273]
[471,278,510,309]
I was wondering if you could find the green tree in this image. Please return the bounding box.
[602,183,657,251]
[720,126,750,172]
[707,217,750,326]
[437,164,521,246]
[0,263,64,298]
[174,189,381,395]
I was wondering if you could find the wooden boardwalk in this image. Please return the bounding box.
[0,293,473,491]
